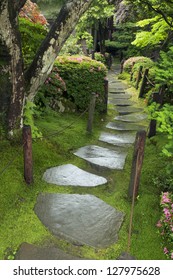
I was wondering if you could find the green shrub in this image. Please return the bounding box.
[123,56,154,73]
[19,17,47,67]
[53,55,107,112]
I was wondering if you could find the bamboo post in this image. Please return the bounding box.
[136,65,143,89]
[139,68,149,98]
[23,125,33,185]
[87,93,96,133]
[128,130,146,199]
[91,50,95,59]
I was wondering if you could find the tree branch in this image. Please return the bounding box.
[13,0,27,13]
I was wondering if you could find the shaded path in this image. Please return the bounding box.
[16,63,147,260]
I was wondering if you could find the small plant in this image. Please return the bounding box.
[156,192,173,259]
[23,101,42,139]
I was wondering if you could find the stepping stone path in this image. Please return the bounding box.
[17,62,147,259]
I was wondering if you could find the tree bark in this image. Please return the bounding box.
[0,0,25,135]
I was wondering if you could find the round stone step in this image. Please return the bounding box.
[116,106,143,115]
[43,164,107,187]
[99,132,136,146]
[106,121,146,131]
[74,145,127,170]
[108,99,134,106]
[114,113,148,123]
[109,93,132,99]
[34,193,125,248]
[15,243,86,260]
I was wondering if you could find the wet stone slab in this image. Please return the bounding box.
[108,99,134,106]
[116,106,143,115]
[106,121,146,131]
[114,113,148,123]
[15,243,85,260]
[43,164,107,187]
[34,193,125,248]
[99,132,136,146]
[74,145,127,170]
[109,93,132,99]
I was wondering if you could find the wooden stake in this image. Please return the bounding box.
[103,78,108,113]
[136,65,143,89]
[23,125,33,185]
[87,93,96,133]
[128,130,146,199]
[139,68,149,98]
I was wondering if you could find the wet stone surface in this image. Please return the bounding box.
[109,93,132,99]
[99,132,136,146]
[106,121,146,131]
[116,106,143,115]
[114,113,148,123]
[74,145,127,170]
[34,193,125,248]
[43,164,107,187]
[108,99,134,106]
[15,243,86,260]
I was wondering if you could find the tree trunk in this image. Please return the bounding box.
[0,0,94,134]
[0,0,26,135]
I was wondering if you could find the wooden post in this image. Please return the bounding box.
[23,125,33,185]
[128,130,146,199]
[139,68,149,98]
[148,87,165,138]
[87,93,96,133]
[136,65,143,89]
[91,50,95,59]
[130,62,135,81]
[103,78,108,113]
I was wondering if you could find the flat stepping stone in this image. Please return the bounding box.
[74,145,127,170]
[116,106,143,115]
[109,93,132,99]
[106,121,146,131]
[109,99,134,106]
[117,252,136,260]
[99,132,136,146]
[42,164,107,187]
[34,193,125,248]
[114,113,148,123]
[15,243,85,260]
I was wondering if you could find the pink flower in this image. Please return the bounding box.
[161,193,171,204]
[156,220,162,228]
[171,252,173,259]
[163,247,169,254]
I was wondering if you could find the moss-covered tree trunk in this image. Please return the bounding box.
[0,0,94,135]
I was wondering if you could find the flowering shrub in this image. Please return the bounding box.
[123,56,153,73]
[156,192,173,259]
[19,0,48,26]
[54,56,107,112]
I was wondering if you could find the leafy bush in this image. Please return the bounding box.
[53,55,107,112]
[123,56,154,73]
[156,192,173,259]
[19,17,47,67]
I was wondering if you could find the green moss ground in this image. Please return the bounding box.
[0,92,167,260]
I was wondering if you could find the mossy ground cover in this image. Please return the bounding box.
[0,91,167,260]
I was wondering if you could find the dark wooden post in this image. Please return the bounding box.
[128,130,146,199]
[130,61,135,81]
[148,87,165,138]
[91,50,95,59]
[139,68,149,98]
[23,125,33,185]
[136,65,143,89]
[103,78,108,113]
[87,93,96,133]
